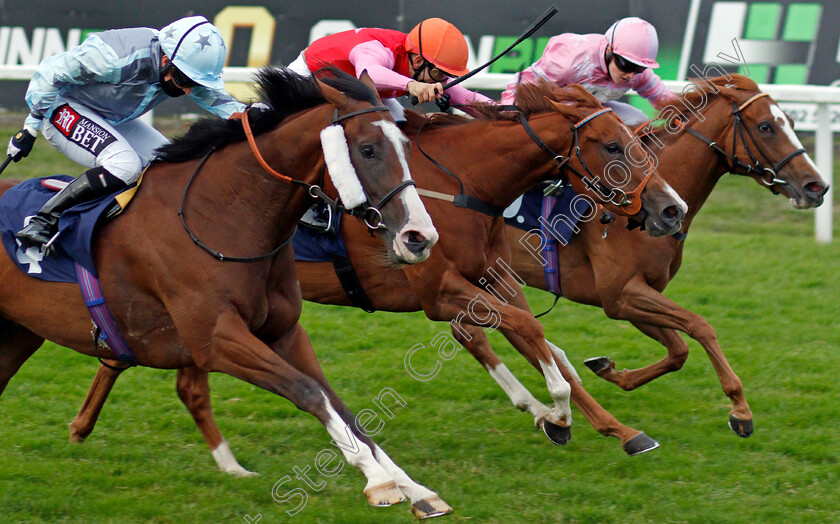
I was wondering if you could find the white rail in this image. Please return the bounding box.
[2,66,835,242]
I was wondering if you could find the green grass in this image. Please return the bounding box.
[0,123,839,523]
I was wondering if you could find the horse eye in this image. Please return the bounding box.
[360,145,375,158]
[606,143,621,154]
[758,122,773,133]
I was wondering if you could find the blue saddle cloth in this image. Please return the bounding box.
[0,176,118,283]
[292,211,349,262]
[503,185,591,244]
[504,186,592,297]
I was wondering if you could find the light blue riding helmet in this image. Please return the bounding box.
[159,15,227,89]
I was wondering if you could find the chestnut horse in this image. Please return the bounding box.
[0,67,456,519]
[68,82,688,470]
[437,74,830,440]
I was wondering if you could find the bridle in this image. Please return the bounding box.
[516,106,654,215]
[179,104,414,262]
[677,92,805,191]
[413,105,653,216]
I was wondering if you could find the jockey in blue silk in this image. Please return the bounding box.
[7,15,246,250]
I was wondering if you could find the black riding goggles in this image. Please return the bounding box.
[414,61,449,83]
[171,67,198,89]
[613,54,646,75]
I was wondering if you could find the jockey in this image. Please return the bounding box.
[501,17,678,126]
[8,15,246,250]
[288,17,494,120]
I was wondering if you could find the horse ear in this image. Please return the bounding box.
[546,98,578,120]
[315,76,351,113]
[358,69,384,105]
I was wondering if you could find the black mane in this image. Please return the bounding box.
[154,66,378,163]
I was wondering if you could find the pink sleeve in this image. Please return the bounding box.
[632,69,679,109]
[348,40,413,91]
[533,35,577,86]
[445,84,495,105]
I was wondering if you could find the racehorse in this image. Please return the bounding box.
[438,74,830,441]
[67,81,689,470]
[0,67,456,519]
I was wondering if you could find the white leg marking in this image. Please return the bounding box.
[546,341,582,384]
[211,439,258,477]
[321,394,393,491]
[486,362,552,420]
[539,359,572,425]
[372,445,436,503]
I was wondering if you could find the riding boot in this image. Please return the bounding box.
[16,166,126,249]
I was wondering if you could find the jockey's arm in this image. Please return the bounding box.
[23,34,121,133]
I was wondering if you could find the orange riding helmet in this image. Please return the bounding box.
[405,18,470,77]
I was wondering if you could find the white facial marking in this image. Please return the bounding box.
[770,104,819,172]
[320,125,367,208]
[373,120,438,259]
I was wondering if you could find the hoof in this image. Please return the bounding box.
[364,481,406,507]
[584,356,613,376]
[728,415,754,438]
[411,495,453,519]
[69,433,86,444]
[622,432,660,456]
[542,419,572,446]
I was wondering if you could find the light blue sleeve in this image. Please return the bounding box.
[23,34,121,131]
[189,86,247,119]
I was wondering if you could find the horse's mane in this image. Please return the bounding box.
[651,74,759,126]
[401,81,605,135]
[154,66,379,163]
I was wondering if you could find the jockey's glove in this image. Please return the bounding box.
[7,126,37,162]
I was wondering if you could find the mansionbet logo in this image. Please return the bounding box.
[701,1,821,84]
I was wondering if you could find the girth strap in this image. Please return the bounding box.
[330,255,376,313]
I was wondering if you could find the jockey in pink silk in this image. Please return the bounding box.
[501,17,678,126]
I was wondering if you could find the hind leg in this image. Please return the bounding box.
[0,319,44,396]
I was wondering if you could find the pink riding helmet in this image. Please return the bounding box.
[605,17,660,69]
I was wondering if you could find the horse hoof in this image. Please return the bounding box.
[364,481,406,507]
[411,495,453,519]
[623,433,660,456]
[226,468,260,478]
[584,356,613,376]
[728,415,754,438]
[542,419,572,445]
[68,433,86,443]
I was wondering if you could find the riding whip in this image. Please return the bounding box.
[410,5,559,107]
[0,155,12,176]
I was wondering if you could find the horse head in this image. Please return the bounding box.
[314,69,438,264]
[669,75,828,209]
[537,83,687,237]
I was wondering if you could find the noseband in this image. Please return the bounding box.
[679,92,806,192]
[180,104,411,262]
[518,107,653,214]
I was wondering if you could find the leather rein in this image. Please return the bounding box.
[179,104,410,262]
[414,105,652,216]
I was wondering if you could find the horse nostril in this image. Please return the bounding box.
[404,230,429,255]
[661,205,682,226]
[805,181,828,197]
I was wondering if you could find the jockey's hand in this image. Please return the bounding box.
[7,126,37,162]
[407,81,443,104]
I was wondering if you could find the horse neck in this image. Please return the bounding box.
[649,98,736,227]
[209,107,329,245]
[418,116,570,209]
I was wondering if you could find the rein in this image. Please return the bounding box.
[515,107,652,215]
[179,103,411,262]
[413,105,643,216]
[671,92,805,191]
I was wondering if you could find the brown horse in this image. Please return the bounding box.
[438,74,830,441]
[68,81,689,470]
[0,67,456,519]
